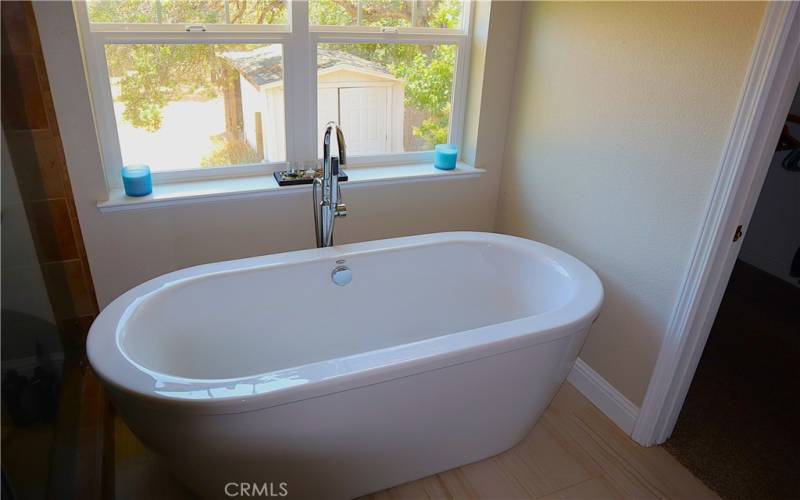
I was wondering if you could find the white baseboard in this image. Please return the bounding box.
[567,358,640,435]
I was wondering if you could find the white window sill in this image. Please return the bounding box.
[97,162,483,213]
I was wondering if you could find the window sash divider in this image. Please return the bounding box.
[448,1,474,153]
[312,32,466,45]
[284,0,315,164]
[95,32,292,44]
[89,23,292,34]
[309,25,467,37]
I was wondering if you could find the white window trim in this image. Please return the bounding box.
[74,0,473,190]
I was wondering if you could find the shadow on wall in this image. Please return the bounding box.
[495,165,673,406]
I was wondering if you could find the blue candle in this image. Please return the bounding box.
[434,144,458,170]
[121,164,152,197]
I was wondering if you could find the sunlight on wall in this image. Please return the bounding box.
[496,1,766,405]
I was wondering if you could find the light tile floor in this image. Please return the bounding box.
[115,382,717,499]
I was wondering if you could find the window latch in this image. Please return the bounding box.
[380,27,399,34]
[185,25,207,32]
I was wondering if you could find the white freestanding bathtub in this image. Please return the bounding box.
[88,232,603,499]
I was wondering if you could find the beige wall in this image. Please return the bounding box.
[33,1,522,307]
[495,2,765,405]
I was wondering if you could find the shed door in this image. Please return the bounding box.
[317,88,339,141]
[317,87,339,157]
[316,86,390,157]
[340,87,389,155]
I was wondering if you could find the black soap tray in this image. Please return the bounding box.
[274,168,348,186]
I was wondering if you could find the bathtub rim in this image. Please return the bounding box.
[88,231,603,416]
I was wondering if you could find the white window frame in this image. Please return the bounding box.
[74,0,473,189]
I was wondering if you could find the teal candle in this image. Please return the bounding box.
[434,144,458,170]
[121,165,152,197]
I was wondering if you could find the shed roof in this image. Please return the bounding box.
[221,46,396,88]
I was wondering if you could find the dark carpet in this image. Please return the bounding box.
[664,260,800,500]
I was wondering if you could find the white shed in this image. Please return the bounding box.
[222,46,405,161]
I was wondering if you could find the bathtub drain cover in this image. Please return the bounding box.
[331,265,352,286]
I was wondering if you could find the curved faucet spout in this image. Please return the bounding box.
[323,121,347,169]
[315,122,348,248]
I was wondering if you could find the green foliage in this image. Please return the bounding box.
[391,44,455,146]
[107,44,230,131]
[309,0,356,25]
[86,0,157,23]
[201,132,261,167]
[88,0,286,24]
[309,0,461,29]
[424,0,461,28]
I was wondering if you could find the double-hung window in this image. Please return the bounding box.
[76,0,472,188]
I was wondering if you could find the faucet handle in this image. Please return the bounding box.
[331,156,339,176]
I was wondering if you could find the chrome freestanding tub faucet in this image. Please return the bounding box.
[313,122,348,247]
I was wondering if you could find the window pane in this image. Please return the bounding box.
[88,1,287,25]
[309,0,462,29]
[87,0,157,23]
[412,0,462,28]
[317,43,456,156]
[105,43,286,172]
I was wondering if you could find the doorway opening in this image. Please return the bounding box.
[663,84,800,500]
